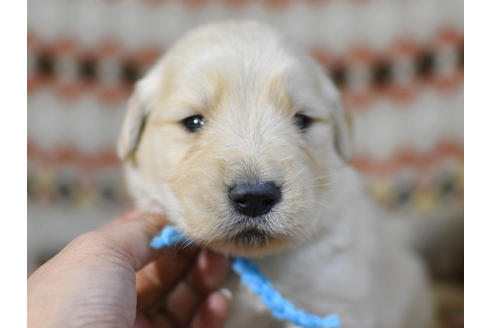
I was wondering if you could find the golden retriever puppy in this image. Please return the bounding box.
[117,21,432,328]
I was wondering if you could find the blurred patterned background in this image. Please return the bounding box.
[27,0,463,326]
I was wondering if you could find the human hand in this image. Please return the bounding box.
[28,212,231,328]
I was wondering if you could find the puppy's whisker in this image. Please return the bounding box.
[312,200,337,214]
[312,171,334,179]
[283,167,309,185]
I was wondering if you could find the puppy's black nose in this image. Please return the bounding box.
[229,182,281,217]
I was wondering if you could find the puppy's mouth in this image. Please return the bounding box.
[209,224,292,256]
[229,228,272,247]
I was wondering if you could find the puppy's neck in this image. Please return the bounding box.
[307,166,370,244]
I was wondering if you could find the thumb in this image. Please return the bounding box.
[92,212,168,270]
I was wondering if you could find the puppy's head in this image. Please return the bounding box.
[118,21,352,256]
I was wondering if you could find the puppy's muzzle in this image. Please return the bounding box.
[228,182,281,217]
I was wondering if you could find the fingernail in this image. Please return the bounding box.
[219,288,233,301]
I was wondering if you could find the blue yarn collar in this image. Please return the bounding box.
[151,226,340,328]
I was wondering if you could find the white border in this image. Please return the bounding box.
[464,1,492,326]
[1,0,27,325]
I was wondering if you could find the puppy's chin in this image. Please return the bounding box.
[208,231,292,257]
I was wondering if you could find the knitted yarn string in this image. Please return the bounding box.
[151,226,340,328]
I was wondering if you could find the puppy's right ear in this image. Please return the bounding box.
[117,91,152,162]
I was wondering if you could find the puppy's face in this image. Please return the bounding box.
[118,22,352,256]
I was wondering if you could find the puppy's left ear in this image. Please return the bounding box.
[319,72,353,162]
[117,90,152,163]
[332,101,353,162]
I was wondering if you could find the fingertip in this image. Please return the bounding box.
[209,289,232,315]
[191,250,230,292]
[99,211,169,270]
[205,250,230,277]
[192,290,232,328]
[202,249,229,268]
[218,288,232,302]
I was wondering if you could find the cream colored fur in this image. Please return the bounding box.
[117,21,432,328]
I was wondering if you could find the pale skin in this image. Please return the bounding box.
[27,211,231,328]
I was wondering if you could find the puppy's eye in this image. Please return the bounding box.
[181,115,206,133]
[293,113,313,131]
